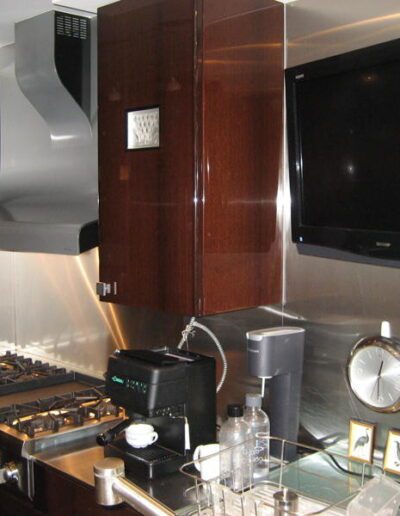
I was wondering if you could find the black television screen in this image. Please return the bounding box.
[286,38,400,261]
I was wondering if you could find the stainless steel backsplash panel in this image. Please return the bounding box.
[0,252,15,349]
[3,248,187,377]
[286,0,400,67]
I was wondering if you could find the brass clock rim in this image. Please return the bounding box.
[346,335,400,413]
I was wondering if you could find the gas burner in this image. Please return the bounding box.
[0,361,16,372]
[7,395,121,438]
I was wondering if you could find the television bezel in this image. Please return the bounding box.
[285,38,400,262]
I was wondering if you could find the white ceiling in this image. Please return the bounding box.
[0,0,53,47]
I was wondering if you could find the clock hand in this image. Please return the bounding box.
[371,377,379,400]
[370,361,385,400]
[376,360,384,400]
[377,375,380,400]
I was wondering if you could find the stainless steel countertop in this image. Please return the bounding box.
[31,437,382,515]
[33,435,199,515]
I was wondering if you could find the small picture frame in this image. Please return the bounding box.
[383,429,400,475]
[126,106,160,151]
[348,419,375,464]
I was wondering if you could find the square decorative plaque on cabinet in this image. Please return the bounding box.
[126,106,160,150]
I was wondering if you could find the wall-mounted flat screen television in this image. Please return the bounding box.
[286,38,400,261]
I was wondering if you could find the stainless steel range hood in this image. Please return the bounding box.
[0,9,98,254]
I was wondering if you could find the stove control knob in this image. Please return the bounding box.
[3,462,19,484]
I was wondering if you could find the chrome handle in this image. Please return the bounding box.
[0,462,20,484]
[94,458,174,516]
[96,281,117,296]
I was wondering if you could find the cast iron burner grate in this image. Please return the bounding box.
[0,351,75,395]
[4,394,121,437]
[0,386,110,423]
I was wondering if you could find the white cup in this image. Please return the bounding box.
[193,443,220,481]
[125,423,158,448]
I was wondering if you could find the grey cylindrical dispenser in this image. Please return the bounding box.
[246,327,305,459]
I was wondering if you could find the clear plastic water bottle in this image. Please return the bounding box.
[219,404,252,491]
[243,393,270,481]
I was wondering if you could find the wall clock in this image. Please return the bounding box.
[347,322,400,413]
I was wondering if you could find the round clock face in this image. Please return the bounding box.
[348,340,400,412]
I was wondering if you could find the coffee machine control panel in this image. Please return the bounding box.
[106,349,190,417]
[110,375,149,395]
[109,375,184,418]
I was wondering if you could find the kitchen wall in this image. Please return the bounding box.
[285,0,400,450]
[0,249,119,376]
[1,0,400,452]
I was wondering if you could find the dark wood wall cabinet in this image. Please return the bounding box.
[98,0,284,316]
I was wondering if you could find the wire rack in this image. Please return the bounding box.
[179,436,383,516]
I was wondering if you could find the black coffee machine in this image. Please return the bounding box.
[97,348,216,479]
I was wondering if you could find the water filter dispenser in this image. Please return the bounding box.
[246,327,305,459]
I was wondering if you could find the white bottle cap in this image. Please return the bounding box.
[381,320,391,338]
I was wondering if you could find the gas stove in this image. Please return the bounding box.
[0,351,123,499]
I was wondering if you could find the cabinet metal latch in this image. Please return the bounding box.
[96,282,118,297]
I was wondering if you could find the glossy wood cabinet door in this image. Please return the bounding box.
[98,0,283,316]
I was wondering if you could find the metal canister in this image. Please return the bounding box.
[273,488,299,515]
